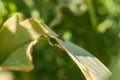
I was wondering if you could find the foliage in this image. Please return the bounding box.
[0,0,120,80]
[0,15,111,80]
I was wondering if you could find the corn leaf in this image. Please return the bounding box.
[0,16,111,80]
[54,38,111,80]
[0,16,41,71]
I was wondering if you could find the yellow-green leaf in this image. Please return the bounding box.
[0,16,40,71]
[55,38,111,80]
[0,15,112,80]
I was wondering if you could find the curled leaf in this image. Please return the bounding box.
[0,15,111,80]
[0,16,40,71]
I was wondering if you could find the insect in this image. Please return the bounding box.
[57,35,65,41]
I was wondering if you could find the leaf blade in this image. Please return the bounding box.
[55,38,111,80]
[0,16,40,71]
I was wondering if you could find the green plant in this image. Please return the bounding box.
[0,0,120,80]
[0,15,111,80]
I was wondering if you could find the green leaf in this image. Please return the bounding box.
[21,18,58,38]
[54,38,111,80]
[0,16,41,71]
[37,19,112,80]
[0,15,111,80]
[21,18,112,80]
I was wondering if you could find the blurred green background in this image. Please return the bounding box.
[0,0,120,80]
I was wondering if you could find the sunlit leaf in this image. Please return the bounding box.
[54,38,111,80]
[26,18,112,80]
[35,18,112,79]
[0,16,40,71]
[0,15,111,80]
